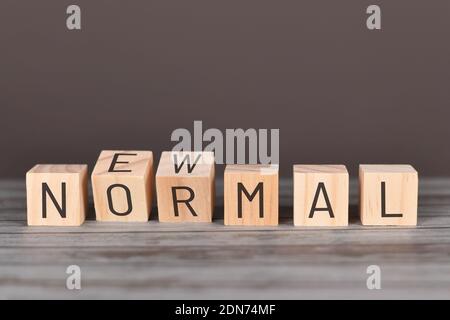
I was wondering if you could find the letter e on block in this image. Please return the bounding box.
[359,165,418,226]
[224,165,279,226]
[293,165,349,227]
[156,151,215,222]
[91,150,154,222]
[26,164,88,226]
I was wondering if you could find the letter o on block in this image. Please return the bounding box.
[91,150,154,222]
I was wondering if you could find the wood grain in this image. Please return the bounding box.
[91,151,153,222]
[156,152,215,222]
[360,165,418,226]
[1,177,450,299]
[26,165,88,226]
[224,165,279,226]
[293,165,349,226]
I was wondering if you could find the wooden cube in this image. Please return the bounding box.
[91,150,154,222]
[359,164,418,226]
[224,165,278,226]
[26,164,88,226]
[156,151,215,222]
[293,165,349,227]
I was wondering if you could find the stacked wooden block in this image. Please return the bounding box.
[26,150,418,227]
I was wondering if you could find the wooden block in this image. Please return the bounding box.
[359,164,418,226]
[91,150,153,222]
[156,151,215,222]
[293,165,349,227]
[224,165,278,226]
[26,164,88,226]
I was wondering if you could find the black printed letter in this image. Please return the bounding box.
[42,182,66,218]
[107,184,133,216]
[381,181,403,217]
[309,182,334,218]
[108,153,138,172]
[173,154,201,174]
[171,186,197,216]
[237,182,264,218]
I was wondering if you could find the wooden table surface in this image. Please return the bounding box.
[0,178,449,299]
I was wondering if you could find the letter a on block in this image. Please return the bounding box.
[156,151,215,222]
[293,165,349,227]
[224,165,279,226]
[91,150,154,222]
[26,164,88,226]
[359,165,418,226]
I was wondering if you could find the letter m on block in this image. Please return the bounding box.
[237,182,264,218]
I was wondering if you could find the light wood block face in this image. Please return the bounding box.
[91,150,153,222]
[293,165,349,227]
[359,165,418,226]
[156,151,215,222]
[224,165,279,226]
[26,164,88,226]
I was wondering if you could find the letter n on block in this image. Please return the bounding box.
[156,151,215,222]
[26,164,88,226]
[224,165,279,226]
[91,150,154,222]
[293,165,349,227]
[359,165,418,226]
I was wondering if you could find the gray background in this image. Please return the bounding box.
[1,0,449,178]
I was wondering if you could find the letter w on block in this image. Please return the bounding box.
[224,164,279,226]
[156,151,215,222]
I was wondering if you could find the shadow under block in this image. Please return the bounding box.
[156,151,215,222]
[91,150,153,222]
[26,164,88,226]
[359,164,418,226]
[293,165,349,227]
[224,165,279,226]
